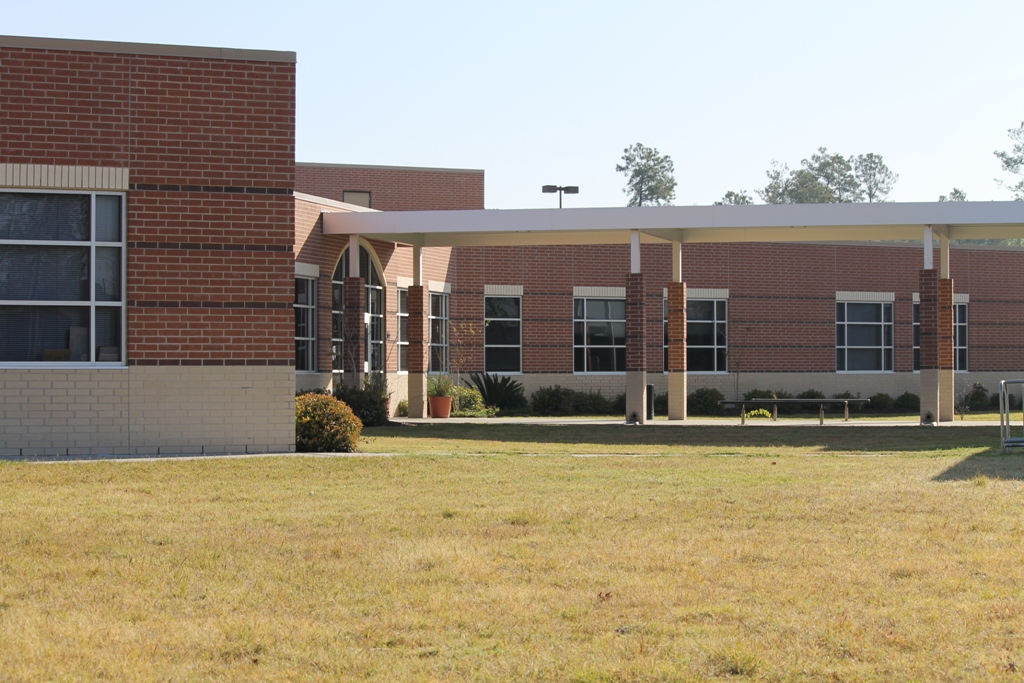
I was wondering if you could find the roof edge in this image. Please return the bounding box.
[295,191,378,213]
[0,35,296,63]
[298,161,484,175]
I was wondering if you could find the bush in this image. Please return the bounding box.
[452,385,493,417]
[990,391,1020,409]
[868,392,894,413]
[743,389,777,401]
[894,392,920,413]
[774,389,798,414]
[833,391,863,412]
[335,378,390,427]
[530,386,617,416]
[295,393,362,453]
[688,387,724,416]
[797,389,826,412]
[654,393,668,414]
[611,392,626,415]
[964,382,991,412]
[469,372,528,410]
[396,399,409,417]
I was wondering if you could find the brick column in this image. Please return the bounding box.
[625,273,647,423]
[938,277,955,422]
[406,284,428,418]
[918,270,939,423]
[341,276,365,388]
[666,282,688,420]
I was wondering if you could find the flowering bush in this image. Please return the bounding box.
[295,392,362,453]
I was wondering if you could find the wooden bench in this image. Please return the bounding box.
[719,398,872,425]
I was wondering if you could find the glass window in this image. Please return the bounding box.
[679,298,727,373]
[429,292,449,373]
[574,297,625,373]
[0,191,124,364]
[485,295,521,373]
[331,245,385,382]
[837,300,893,372]
[294,277,317,372]
[397,288,408,373]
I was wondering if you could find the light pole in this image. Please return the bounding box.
[542,184,579,208]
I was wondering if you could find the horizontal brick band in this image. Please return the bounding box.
[127,242,291,252]
[129,359,293,366]
[128,300,291,309]
[129,183,292,195]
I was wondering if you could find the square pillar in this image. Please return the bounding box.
[938,278,955,422]
[342,276,365,389]
[407,284,428,418]
[918,270,939,423]
[625,272,647,423]
[666,282,687,420]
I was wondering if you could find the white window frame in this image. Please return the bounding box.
[0,189,127,367]
[685,298,728,374]
[836,298,893,373]
[294,276,317,372]
[573,297,626,374]
[484,295,522,374]
[396,288,408,374]
[429,292,449,373]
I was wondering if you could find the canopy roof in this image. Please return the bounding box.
[322,201,1024,247]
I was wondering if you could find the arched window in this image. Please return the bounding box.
[332,245,385,380]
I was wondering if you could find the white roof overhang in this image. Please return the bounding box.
[321,201,1024,247]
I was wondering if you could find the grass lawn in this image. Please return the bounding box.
[2,424,1023,681]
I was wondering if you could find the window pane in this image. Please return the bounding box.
[587,347,616,372]
[0,193,90,241]
[913,348,919,371]
[398,345,408,372]
[587,321,615,346]
[296,340,310,371]
[295,307,311,337]
[913,304,919,323]
[586,299,610,319]
[610,322,625,346]
[398,289,408,314]
[96,247,121,302]
[716,349,727,371]
[574,347,585,372]
[0,246,89,301]
[486,347,520,373]
[430,346,446,373]
[884,348,893,371]
[957,305,967,324]
[836,324,845,346]
[688,300,714,321]
[836,302,845,322]
[847,324,881,346]
[716,301,726,319]
[607,300,625,320]
[430,319,445,344]
[95,195,121,242]
[883,304,892,323]
[332,283,343,309]
[485,320,520,345]
[573,298,584,319]
[957,349,968,370]
[485,297,519,319]
[847,348,881,371]
[837,349,846,371]
[689,348,714,372]
[399,317,408,343]
[0,306,90,361]
[574,321,585,346]
[716,323,727,346]
[883,325,892,347]
[332,312,342,339]
[614,347,625,371]
[688,321,714,346]
[95,306,120,362]
[913,326,919,346]
[847,303,881,323]
[957,327,967,346]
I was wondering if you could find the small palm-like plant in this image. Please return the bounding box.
[469,372,527,410]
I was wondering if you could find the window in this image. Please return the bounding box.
[397,288,408,373]
[574,298,625,373]
[294,277,317,371]
[837,301,893,372]
[687,299,727,372]
[429,292,449,373]
[485,296,521,373]
[0,191,125,364]
[912,301,968,372]
[331,245,385,381]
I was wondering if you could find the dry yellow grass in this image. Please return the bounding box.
[1,448,1023,681]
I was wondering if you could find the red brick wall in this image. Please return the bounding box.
[0,43,296,366]
[296,164,484,211]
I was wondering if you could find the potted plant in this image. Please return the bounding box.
[427,374,455,418]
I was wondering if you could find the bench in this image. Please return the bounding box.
[719,398,872,425]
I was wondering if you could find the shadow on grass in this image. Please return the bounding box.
[370,421,1005,456]
[933,453,1024,481]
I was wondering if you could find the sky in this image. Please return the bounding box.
[5,0,1024,209]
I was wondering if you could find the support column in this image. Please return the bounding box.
[919,269,939,423]
[625,230,647,423]
[407,284,428,418]
[342,276,366,388]
[666,281,687,420]
[938,277,955,422]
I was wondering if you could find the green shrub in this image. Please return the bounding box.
[530,386,617,416]
[452,385,493,417]
[396,399,409,417]
[335,378,390,427]
[797,389,826,412]
[964,382,991,412]
[653,392,668,414]
[743,389,776,401]
[833,391,863,412]
[295,393,362,453]
[868,392,894,413]
[894,392,920,413]
[773,389,798,414]
[611,393,626,415]
[688,387,724,416]
[427,373,456,398]
[469,372,528,410]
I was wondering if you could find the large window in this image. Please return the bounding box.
[397,288,408,373]
[574,298,625,373]
[429,292,449,373]
[837,301,893,372]
[331,245,385,380]
[484,296,521,373]
[687,299,727,372]
[0,191,124,364]
[912,301,968,372]
[294,277,317,371]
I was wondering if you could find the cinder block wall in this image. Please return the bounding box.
[0,37,296,455]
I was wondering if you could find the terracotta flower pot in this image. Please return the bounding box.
[428,396,453,418]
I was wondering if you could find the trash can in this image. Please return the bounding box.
[646,384,655,420]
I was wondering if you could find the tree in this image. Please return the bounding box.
[801,147,863,203]
[757,161,793,204]
[616,143,677,206]
[939,188,968,202]
[715,190,753,205]
[994,121,1024,200]
[853,153,898,202]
